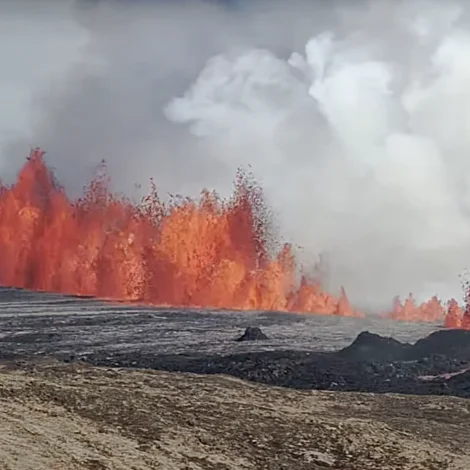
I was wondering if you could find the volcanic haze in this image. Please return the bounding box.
[1,0,470,311]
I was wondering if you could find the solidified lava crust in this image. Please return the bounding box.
[78,329,470,398]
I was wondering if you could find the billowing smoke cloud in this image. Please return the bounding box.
[3,0,470,309]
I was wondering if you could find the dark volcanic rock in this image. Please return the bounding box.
[410,329,470,360]
[235,327,268,342]
[337,331,411,361]
[5,326,470,400]
[0,332,62,344]
[445,369,470,395]
[82,329,470,399]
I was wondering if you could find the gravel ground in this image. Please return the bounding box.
[0,360,469,470]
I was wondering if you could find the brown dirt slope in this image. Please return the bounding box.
[0,360,468,470]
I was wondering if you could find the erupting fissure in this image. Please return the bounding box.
[0,148,469,329]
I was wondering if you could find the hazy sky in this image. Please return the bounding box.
[3,0,470,309]
[0,2,88,170]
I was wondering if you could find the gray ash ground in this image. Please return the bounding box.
[0,287,439,356]
[1,287,469,399]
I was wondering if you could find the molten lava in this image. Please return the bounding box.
[1,148,469,329]
[387,293,470,330]
[389,294,445,323]
[0,148,362,316]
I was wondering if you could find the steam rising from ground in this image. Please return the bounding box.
[2,0,470,309]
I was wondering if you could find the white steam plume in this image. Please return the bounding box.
[2,0,470,309]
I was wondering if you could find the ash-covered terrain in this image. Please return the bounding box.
[1,287,469,399]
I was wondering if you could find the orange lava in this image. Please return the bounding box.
[2,148,470,329]
[387,293,470,330]
[0,148,362,317]
[389,294,445,323]
[442,285,470,330]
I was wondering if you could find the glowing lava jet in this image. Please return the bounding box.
[0,148,361,316]
[0,148,469,329]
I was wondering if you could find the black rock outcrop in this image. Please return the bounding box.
[337,331,412,361]
[235,327,268,342]
[410,329,470,360]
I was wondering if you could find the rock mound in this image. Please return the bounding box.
[338,331,411,361]
[410,329,470,360]
[235,327,268,342]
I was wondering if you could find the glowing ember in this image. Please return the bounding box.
[0,148,360,317]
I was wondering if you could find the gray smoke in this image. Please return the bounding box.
[2,0,470,309]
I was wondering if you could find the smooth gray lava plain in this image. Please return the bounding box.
[0,287,441,358]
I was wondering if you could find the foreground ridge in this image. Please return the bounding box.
[0,360,468,470]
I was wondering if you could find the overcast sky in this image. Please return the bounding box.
[2,0,470,308]
[0,0,242,164]
[0,2,89,171]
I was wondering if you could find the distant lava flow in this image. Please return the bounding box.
[0,148,469,329]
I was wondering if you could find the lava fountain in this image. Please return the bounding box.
[0,148,469,329]
[0,148,359,316]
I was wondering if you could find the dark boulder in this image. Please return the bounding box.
[337,331,411,361]
[235,327,268,342]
